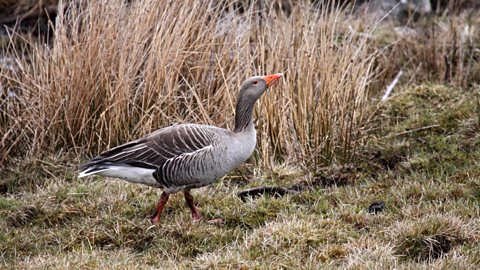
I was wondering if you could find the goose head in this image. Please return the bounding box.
[234,73,282,133]
[238,74,282,102]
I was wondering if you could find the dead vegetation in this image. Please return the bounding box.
[1,0,375,171]
[389,214,479,261]
[1,0,480,269]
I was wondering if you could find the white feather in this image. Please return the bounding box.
[79,166,160,188]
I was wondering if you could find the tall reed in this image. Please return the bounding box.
[1,0,376,169]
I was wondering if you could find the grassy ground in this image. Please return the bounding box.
[2,83,480,268]
[2,1,480,269]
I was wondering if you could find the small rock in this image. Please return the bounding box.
[368,200,386,214]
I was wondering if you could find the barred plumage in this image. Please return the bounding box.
[79,74,282,223]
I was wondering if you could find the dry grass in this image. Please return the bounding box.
[372,6,480,89]
[389,214,479,261]
[2,0,480,269]
[1,0,375,170]
[0,0,58,16]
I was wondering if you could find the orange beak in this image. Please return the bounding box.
[262,73,282,87]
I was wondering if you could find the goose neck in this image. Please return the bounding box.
[233,97,255,133]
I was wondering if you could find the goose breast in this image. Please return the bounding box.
[157,124,256,193]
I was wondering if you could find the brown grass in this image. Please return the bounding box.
[372,7,480,89]
[2,1,480,269]
[1,0,376,170]
[389,214,480,261]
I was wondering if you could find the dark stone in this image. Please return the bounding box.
[368,200,386,214]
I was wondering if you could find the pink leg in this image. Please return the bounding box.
[184,190,203,221]
[147,191,170,223]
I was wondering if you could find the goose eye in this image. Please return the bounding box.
[253,80,258,85]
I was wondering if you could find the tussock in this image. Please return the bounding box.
[2,1,480,269]
[388,214,480,261]
[1,0,375,169]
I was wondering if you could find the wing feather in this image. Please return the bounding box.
[79,124,227,187]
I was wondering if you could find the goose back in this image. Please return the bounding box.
[79,123,256,193]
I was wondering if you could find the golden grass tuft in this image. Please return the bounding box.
[1,0,376,170]
[3,1,480,268]
[388,214,480,261]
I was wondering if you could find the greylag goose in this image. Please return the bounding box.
[79,74,282,223]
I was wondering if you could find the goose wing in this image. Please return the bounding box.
[79,124,223,176]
